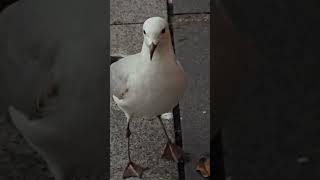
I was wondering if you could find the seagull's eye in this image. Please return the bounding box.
[143,30,146,34]
[161,28,165,34]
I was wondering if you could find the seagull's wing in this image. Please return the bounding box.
[110,55,137,99]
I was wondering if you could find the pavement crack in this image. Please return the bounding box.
[110,22,143,26]
[174,12,211,15]
[167,0,185,179]
[172,105,185,180]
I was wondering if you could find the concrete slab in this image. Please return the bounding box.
[172,14,210,180]
[110,100,178,180]
[215,2,320,179]
[110,0,167,24]
[110,24,143,56]
[172,0,210,14]
[0,116,53,179]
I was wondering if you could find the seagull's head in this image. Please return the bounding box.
[143,17,169,60]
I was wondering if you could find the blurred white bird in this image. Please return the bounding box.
[0,1,107,179]
[110,17,187,178]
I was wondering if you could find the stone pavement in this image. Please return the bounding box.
[215,1,320,180]
[110,0,210,180]
[172,14,210,180]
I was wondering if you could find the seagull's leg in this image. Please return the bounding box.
[157,115,184,163]
[123,117,146,179]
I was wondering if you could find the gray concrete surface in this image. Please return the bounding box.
[110,24,142,56]
[172,0,210,14]
[0,116,53,179]
[110,100,178,180]
[110,0,179,179]
[172,14,210,180]
[110,0,167,24]
[215,1,320,179]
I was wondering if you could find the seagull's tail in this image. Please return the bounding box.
[112,95,130,120]
[112,95,123,105]
[8,106,49,145]
[112,95,128,110]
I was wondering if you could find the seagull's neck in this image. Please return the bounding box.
[141,37,175,63]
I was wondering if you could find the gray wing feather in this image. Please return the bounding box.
[110,58,129,98]
[110,53,141,99]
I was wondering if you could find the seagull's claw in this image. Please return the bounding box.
[123,161,147,179]
[161,141,184,163]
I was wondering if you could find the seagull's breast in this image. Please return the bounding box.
[124,61,186,117]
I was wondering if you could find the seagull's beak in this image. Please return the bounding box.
[149,42,157,60]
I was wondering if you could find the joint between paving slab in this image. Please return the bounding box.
[167,0,175,49]
[110,22,143,26]
[171,14,210,24]
[174,12,211,15]
[172,105,185,180]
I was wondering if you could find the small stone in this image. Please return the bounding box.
[297,156,310,164]
[196,157,210,177]
[161,112,173,120]
[202,111,207,114]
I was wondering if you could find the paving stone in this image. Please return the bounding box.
[110,0,167,24]
[172,14,210,180]
[110,24,143,56]
[215,2,320,179]
[110,100,178,180]
[173,0,210,14]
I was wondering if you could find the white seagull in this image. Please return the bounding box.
[110,17,187,178]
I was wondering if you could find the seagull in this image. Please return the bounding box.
[110,17,187,178]
[0,1,107,179]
